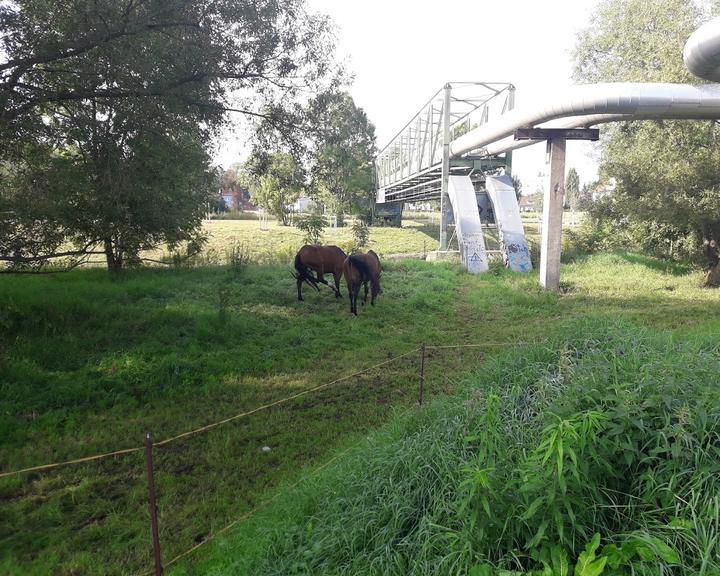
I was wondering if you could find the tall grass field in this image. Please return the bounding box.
[1,252,719,574]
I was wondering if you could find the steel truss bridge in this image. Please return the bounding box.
[374,82,515,205]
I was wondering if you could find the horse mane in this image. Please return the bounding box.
[348,254,372,282]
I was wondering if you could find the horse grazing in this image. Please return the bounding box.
[293,244,346,301]
[343,250,382,315]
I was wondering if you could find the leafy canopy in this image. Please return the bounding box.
[0,0,341,270]
[573,0,720,267]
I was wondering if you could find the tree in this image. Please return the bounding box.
[577,180,598,211]
[308,92,376,223]
[0,0,340,270]
[1,122,213,271]
[511,175,523,201]
[0,0,340,142]
[249,152,305,225]
[573,0,720,284]
[532,192,544,214]
[565,168,580,210]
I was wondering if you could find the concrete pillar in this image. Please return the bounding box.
[539,139,566,290]
[439,84,451,250]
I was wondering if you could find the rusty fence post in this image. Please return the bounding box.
[419,344,426,405]
[145,431,164,576]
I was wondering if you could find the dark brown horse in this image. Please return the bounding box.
[343,250,382,315]
[293,244,346,301]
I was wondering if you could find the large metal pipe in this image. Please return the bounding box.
[684,17,720,82]
[451,17,720,159]
[450,83,720,158]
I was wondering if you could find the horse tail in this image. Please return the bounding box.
[293,252,320,292]
[348,255,372,283]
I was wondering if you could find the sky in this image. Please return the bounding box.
[215,0,602,193]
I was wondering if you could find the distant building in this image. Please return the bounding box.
[219,184,251,210]
[518,195,535,212]
[221,191,235,208]
[289,196,313,212]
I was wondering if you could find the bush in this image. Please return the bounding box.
[225,242,251,274]
[350,220,370,251]
[294,213,328,245]
[208,210,259,221]
[563,217,705,265]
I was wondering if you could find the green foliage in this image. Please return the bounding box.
[573,0,698,84]
[4,255,720,574]
[532,192,544,213]
[350,219,370,251]
[249,152,305,226]
[564,216,705,264]
[224,242,251,275]
[202,319,720,575]
[0,0,341,270]
[565,168,580,210]
[294,212,328,245]
[308,91,377,218]
[1,129,214,271]
[512,175,523,201]
[573,0,720,271]
[0,260,465,575]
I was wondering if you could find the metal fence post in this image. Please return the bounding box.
[419,344,426,405]
[145,431,164,576]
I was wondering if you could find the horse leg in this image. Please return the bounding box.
[362,281,368,305]
[297,275,303,301]
[333,272,342,298]
[352,284,360,315]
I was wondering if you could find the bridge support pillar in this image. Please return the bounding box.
[539,138,566,290]
[439,83,452,250]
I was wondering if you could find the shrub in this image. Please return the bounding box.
[563,217,706,265]
[350,220,370,251]
[225,242,251,274]
[294,213,327,245]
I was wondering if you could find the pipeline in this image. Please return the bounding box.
[449,17,720,158]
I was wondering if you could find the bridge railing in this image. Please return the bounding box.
[374,82,514,199]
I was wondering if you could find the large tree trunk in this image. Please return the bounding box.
[702,226,720,288]
[103,238,123,273]
[705,264,720,287]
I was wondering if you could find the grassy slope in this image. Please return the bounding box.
[1,252,718,574]
[190,320,720,576]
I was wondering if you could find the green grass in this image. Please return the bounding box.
[1,251,719,574]
[151,218,440,266]
[183,319,720,576]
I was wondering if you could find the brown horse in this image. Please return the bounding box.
[343,250,382,315]
[293,244,346,301]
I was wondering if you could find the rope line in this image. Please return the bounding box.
[424,339,548,350]
[425,342,513,349]
[0,348,420,478]
[1,341,534,478]
[0,446,143,479]
[142,406,416,575]
[154,348,420,447]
